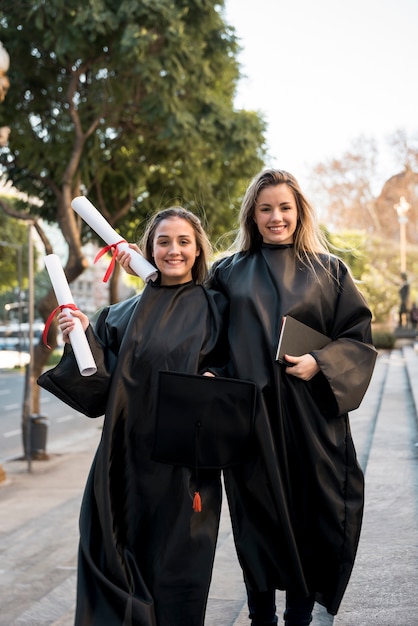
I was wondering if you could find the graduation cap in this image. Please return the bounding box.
[153,371,257,512]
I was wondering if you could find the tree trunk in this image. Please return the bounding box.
[109,262,121,304]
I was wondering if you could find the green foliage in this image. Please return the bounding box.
[0,0,266,246]
[0,196,30,295]
[326,229,368,280]
[0,259,47,324]
[371,330,396,350]
[324,227,418,324]
[46,346,64,367]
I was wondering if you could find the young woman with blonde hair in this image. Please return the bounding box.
[208,169,377,626]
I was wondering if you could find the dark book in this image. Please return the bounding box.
[276,315,331,364]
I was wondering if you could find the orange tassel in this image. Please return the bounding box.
[193,491,202,512]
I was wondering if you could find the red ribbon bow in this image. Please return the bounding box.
[42,303,79,350]
[94,239,127,283]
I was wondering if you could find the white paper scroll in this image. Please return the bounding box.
[71,196,158,283]
[44,254,97,377]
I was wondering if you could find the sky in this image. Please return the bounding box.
[224,0,418,193]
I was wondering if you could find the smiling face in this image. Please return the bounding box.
[253,183,298,245]
[152,216,200,286]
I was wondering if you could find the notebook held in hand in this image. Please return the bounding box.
[276,315,331,364]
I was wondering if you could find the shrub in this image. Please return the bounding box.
[372,330,395,350]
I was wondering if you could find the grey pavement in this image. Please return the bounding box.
[1,344,418,626]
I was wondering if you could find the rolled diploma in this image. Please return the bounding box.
[44,254,97,377]
[71,196,158,283]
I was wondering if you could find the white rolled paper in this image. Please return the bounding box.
[71,196,158,283]
[44,254,97,377]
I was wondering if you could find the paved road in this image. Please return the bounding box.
[0,369,104,462]
[0,345,417,625]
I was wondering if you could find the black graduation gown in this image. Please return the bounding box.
[38,281,227,626]
[208,244,377,616]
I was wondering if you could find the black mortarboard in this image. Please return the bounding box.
[153,371,257,510]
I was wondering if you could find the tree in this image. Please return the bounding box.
[326,227,418,325]
[0,195,30,301]
[0,0,266,449]
[304,129,418,330]
[374,166,418,246]
[389,128,418,172]
[309,135,381,234]
[309,130,418,245]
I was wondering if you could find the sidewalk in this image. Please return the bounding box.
[0,432,100,626]
[334,345,418,626]
[0,345,418,626]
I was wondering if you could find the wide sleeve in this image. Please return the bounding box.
[311,263,377,416]
[37,316,117,418]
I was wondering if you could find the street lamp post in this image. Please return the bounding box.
[394,196,410,274]
[27,222,34,472]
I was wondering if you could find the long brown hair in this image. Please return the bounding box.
[139,206,212,284]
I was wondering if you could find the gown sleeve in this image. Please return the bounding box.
[310,262,377,417]
[37,313,118,418]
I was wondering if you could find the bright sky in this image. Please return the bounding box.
[224,0,418,192]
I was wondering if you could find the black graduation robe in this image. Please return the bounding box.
[208,244,377,616]
[38,281,227,626]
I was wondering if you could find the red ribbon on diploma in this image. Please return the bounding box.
[94,239,127,283]
[42,303,79,350]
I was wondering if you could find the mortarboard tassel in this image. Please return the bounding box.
[193,492,202,512]
[193,420,202,512]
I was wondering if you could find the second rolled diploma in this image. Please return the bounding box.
[44,254,97,377]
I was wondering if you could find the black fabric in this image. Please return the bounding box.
[284,590,315,625]
[153,371,256,469]
[38,281,228,626]
[37,327,114,417]
[247,589,278,625]
[208,245,377,616]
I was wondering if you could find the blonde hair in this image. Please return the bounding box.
[139,206,212,284]
[233,168,330,273]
